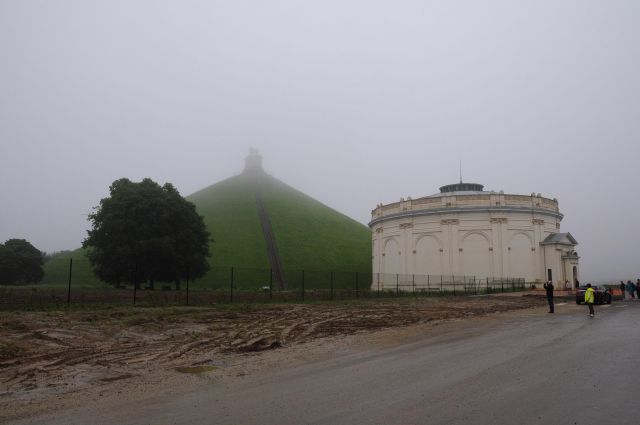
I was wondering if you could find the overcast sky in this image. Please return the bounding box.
[1,1,638,282]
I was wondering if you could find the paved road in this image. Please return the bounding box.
[13,302,640,425]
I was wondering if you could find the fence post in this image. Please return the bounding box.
[412,274,415,296]
[133,262,138,305]
[66,258,73,306]
[453,275,456,296]
[441,275,443,293]
[396,274,399,297]
[269,268,273,301]
[377,273,380,297]
[501,279,504,293]
[301,270,305,302]
[230,266,234,303]
[355,272,359,299]
[330,271,334,301]
[427,274,430,293]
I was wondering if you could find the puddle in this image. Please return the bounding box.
[175,365,218,374]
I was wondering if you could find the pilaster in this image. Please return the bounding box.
[441,218,459,276]
[399,222,413,275]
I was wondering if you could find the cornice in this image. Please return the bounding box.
[368,206,563,228]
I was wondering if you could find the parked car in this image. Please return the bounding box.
[576,285,612,305]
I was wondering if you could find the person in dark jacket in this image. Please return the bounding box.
[620,281,627,299]
[543,280,554,313]
[627,280,636,299]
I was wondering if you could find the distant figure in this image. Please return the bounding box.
[575,279,580,289]
[636,279,640,299]
[585,284,595,317]
[627,280,636,299]
[543,280,554,313]
[620,281,627,299]
[564,280,571,291]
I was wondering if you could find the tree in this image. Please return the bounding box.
[83,178,210,288]
[0,239,45,284]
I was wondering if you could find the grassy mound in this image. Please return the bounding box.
[187,173,270,269]
[259,175,370,272]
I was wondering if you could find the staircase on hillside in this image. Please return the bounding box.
[246,149,287,289]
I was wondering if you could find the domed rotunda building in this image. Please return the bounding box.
[369,182,580,288]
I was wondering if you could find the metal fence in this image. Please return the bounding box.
[0,259,527,309]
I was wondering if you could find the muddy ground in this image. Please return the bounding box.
[0,295,546,422]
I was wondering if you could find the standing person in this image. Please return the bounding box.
[627,280,636,299]
[636,279,640,299]
[585,283,595,317]
[543,280,554,313]
[620,281,627,299]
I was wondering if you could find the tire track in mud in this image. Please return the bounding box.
[0,296,545,411]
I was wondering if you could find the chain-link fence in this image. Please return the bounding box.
[0,258,527,309]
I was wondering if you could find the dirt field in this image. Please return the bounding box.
[0,295,545,422]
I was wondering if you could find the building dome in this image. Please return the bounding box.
[438,182,485,193]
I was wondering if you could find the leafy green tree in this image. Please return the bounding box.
[0,239,45,284]
[0,244,19,284]
[83,178,210,288]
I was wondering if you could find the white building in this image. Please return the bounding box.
[369,182,579,288]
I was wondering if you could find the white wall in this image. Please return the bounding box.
[371,206,576,285]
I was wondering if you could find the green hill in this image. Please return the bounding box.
[42,156,371,290]
[187,173,270,269]
[41,250,101,289]
[260,176,370,272]
[189,172,370,271]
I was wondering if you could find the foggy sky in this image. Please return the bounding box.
[1,1,639,282]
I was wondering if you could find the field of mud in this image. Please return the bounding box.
[0,295,545,422]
